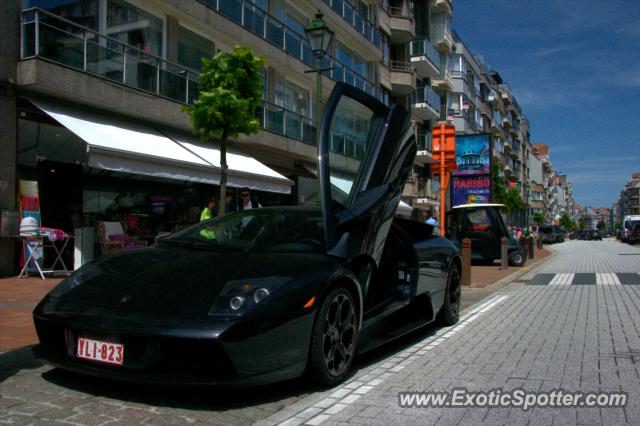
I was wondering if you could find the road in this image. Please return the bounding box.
[1,238,639,425]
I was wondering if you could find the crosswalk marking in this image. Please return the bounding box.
[596,273,621,285]
[549,273,574,286]
[525,272,640,286]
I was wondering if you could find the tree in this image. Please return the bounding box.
[578,218,586,230]
[559,213,572,230]
[597,220,606,231]
[184,46,265,216]
[492,162,524,213]
[533,212,545,226]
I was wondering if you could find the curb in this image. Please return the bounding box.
[470,248,557,292]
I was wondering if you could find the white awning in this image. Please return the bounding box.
[29,99,293,194]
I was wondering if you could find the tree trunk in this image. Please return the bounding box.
[218,128,229,217]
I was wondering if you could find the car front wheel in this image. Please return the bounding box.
[308,287,358,386]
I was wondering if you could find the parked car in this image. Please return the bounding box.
[538,225,564,244]
[32,83,463,387]
[629,224,640,244]
[589,230,603,241]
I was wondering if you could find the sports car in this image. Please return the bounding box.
[33,83,462,387]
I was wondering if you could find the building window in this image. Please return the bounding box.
[106,0,163,56]
[23,0,99,29]
[177,26,215,71]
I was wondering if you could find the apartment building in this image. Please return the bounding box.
[0,0,453,275]
[615,172,640,221]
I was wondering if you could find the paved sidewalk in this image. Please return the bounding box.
[0,248,551,353]
[259,239,640,425]
[0,277,61,352]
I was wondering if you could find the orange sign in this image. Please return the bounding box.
[431,123,457,173]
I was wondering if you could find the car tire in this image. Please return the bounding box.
[437,263,461,326]
[508,250,526,267]
[307,286,358,386]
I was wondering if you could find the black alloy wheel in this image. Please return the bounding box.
[438,263,461,326]
[308,287,357,386]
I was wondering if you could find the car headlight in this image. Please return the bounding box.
[209,276,291,317]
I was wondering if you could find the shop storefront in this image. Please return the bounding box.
[16,97,293,269]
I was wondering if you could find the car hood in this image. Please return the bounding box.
[54,245,248,316]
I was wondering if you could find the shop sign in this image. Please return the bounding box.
[451,176,492,207]
[452,134,491,176]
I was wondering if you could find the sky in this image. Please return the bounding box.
[452,0,640,208]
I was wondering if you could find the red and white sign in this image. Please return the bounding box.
[77,337,124,366]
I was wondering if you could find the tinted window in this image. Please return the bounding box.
[163,209,324,253]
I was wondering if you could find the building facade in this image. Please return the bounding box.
[0,0,454,275]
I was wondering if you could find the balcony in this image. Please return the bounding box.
[415,132,436,164]
[431,16,453,52]
[411,86,440,121]
[390,61,416,95]
[409,39,440,79]
[20,8,383,161]
[502,114,512,129]
[389,6,415,44]
[432,0,453,15]
[490,119,504,136]
[503,138,512,153]
[432,69,453,92]
[322,0,381,48]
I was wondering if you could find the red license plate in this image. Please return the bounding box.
[76,337,124,366]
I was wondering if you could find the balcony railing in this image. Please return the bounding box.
[21,8,201,104]
[412,86,441,114]
[203,0,382,100]
[322,0,381,48]
[20,8,370,161]
[409,39,440,69]
[389,6,413,18]
[390,60,412,72]
[417,132,433,153]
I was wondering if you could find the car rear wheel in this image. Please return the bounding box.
[508,250,526,267]
[308,287,357,386]
[437,263,461,326]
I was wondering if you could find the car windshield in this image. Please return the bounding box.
[159,208,325,253]
[626,220,640,229]
[539,227,553,233]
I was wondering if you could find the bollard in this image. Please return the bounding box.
[461,238,471,286]
[500,237,508,270]
[528,237,535,259]
[536,235,543,250]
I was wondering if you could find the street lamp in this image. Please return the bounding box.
[523,181,530,232]
[304,11,333,205]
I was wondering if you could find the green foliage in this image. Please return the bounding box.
[533,212,545,226]
[596,220,606,230]
[578,218,586,230]
[183,46,265,215]
[559,213,572,229]
[491,162,524,213]
[184,46,265,140]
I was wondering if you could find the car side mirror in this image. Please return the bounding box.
[154,232,172,243]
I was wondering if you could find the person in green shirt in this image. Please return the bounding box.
[200,198,217,222]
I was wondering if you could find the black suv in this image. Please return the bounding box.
[538,225,564,244]
[589,230,603,241]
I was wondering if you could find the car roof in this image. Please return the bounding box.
[452,203,505,209]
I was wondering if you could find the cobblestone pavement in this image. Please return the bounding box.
[2,239,636,425]
[258,239,640,425]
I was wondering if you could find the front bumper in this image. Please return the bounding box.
[33,296,313,387]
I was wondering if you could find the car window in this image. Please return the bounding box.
[328,96,382,207]
[163,209,325,253]
[462,209,492,235]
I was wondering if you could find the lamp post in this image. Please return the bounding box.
[524,181,530,232]
[304,11,333,206]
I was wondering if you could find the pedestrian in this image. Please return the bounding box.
[225,192,237,213]
[426,216,440,235]
[238,187,262,210]
[200,197,217,221]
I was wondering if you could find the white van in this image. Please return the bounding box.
[622,215,640,242]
